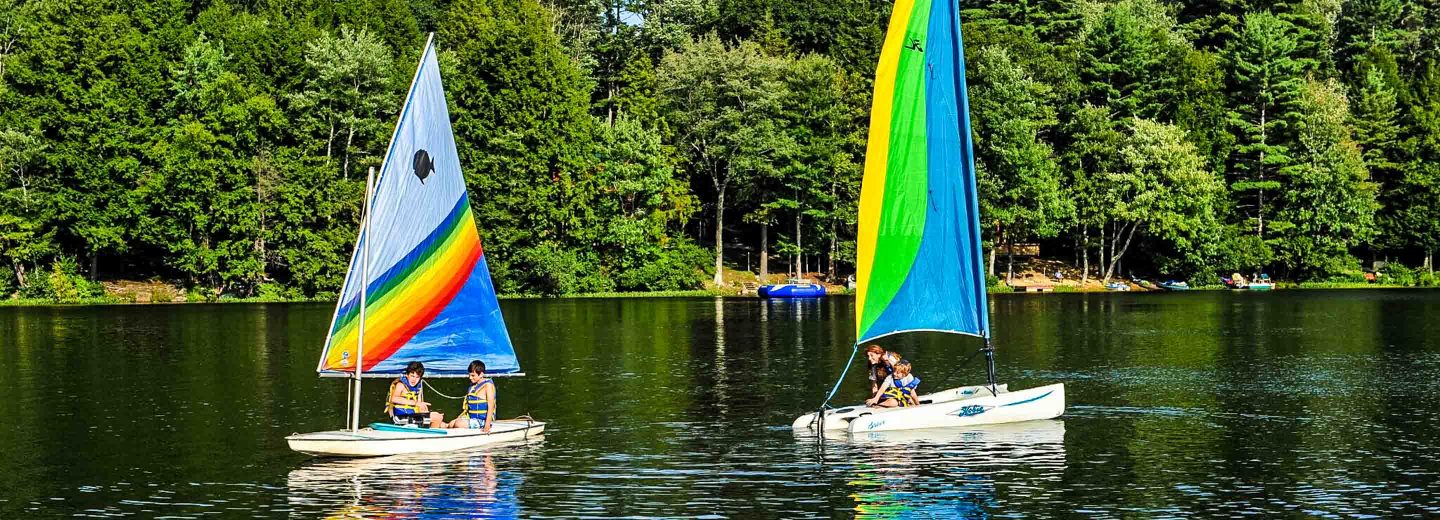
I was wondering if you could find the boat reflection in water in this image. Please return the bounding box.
[816,421,1067,517]
[285,439,541,518]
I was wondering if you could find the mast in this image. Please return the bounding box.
[352,166,375,432]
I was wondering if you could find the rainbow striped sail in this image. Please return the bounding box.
[855,0,989,344]
[317,36,519,376]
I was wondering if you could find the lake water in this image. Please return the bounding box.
[2,290,1438,517]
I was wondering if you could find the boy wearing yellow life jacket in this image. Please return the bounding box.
[387,361,445,427]
[868,358,921,408]
[445,360,496,432]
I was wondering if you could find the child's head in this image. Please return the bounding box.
[404,361,425,382]
[468,360,487,381]
[883,351,901,366]
[893,359,912,377]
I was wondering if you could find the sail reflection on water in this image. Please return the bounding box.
[285,441,540,518]
[831,421,1066,517]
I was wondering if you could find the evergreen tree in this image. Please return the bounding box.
[441,0,601,293]
[1351,52,1406,250]
[1273,78,1379,278]
[1073,0,1188,121]
[1398,60,1440,273]
[971,45,1071,280]
[1224,10,1308,250]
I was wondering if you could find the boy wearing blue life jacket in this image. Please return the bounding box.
[445,360,496,432]
[387,361,445,427]
[868,359,921,408]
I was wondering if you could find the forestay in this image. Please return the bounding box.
[854,0,990,345]
[316,38,518,377]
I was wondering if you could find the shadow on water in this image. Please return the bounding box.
[286,440,540,518]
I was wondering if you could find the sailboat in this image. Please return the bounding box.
[791,0,1063,434]
[287,34,545,457]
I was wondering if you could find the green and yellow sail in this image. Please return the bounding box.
[855,0,989,344]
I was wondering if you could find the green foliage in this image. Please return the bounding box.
[518,241,613,295]
[1380,261,1417,286]
[971,45,1071,253]
[19,257,102,302]
[1074,0,1189,120]
[1225,10,1308,240]
[1272,78,1379,279]
[1110,119,1226,277]
[442,0,600,293]
[6,0,1440,300]
[615,239,713,291]
[658,35,788,284]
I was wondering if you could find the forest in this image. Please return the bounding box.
[2,0,1439,299]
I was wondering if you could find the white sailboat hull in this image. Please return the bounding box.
[287,418,545,457]
[845,383,1064,433]
[791,383,1009,431]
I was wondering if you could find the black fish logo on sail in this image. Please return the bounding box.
[413,149,435,184]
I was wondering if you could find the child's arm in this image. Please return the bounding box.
[483,381,496,432]
[389,382,406,406]
[867,377,893,406]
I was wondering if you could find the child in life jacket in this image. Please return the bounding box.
[387,361,445,427]
[868,358,921,407]
[445,360,496,432]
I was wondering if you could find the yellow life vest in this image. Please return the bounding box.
[882,375,921,407]
[465,379,493,420]
[386,378,423,416]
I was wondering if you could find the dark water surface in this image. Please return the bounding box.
[3,291,1439,518]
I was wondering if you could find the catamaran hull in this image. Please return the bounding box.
[791,383,1009,431]
[286,419,545,457]
[845,383,1064,433]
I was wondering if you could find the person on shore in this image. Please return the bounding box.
[868,358,920,407]
[864,345,890,397]
[387,361,445,427]
[445,360,495,432]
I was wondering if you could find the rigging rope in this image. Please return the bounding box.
[930,346,990,390]
[820,344,860,408]
[423,379,464,400]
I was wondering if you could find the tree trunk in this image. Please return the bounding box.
[1427,251,1434,275]
[343,124,356,178]
[1004,228,1015,283]
[794,212,802,280]
[712,188,726,286]
[89,251,98,281]
[828,220,837,280]
[1258,105,1266,239]
[759,222,769,282]
[1103,222,1141,283]
[1098,222,1106,281]
[325,120,336,165]
[987,223,998,276]
[828,180,837,280]
[1081,225,1090,284]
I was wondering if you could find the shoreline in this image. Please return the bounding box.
[0,283,1434,307]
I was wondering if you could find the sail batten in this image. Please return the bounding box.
[317,35,519,376]
[855,0,989,345]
